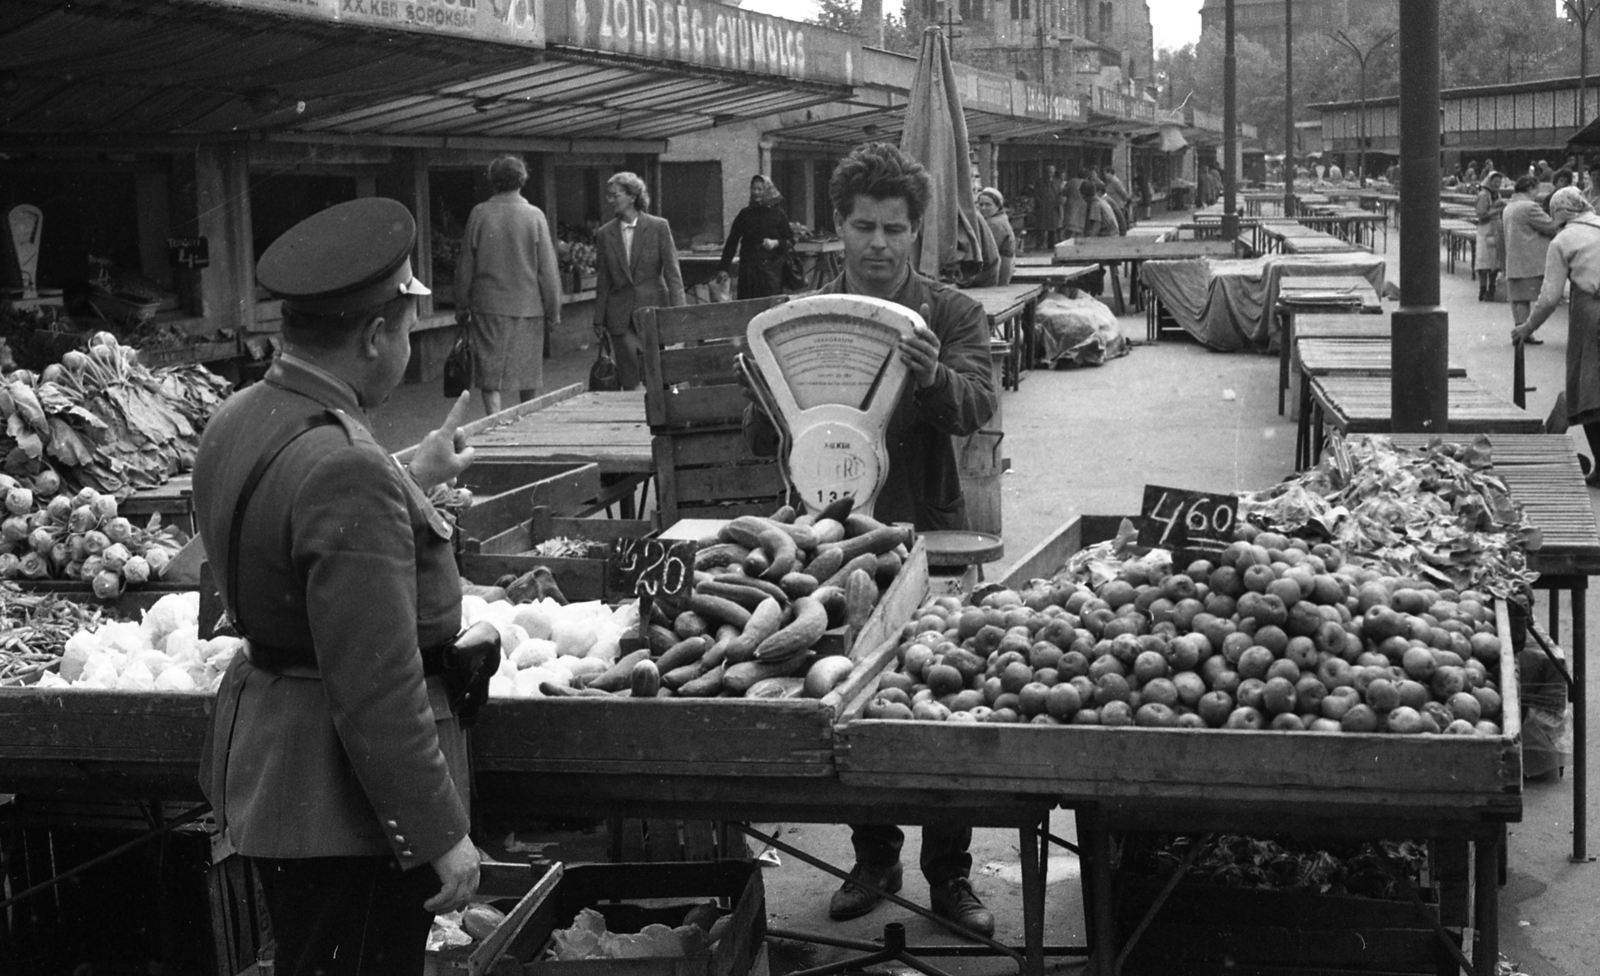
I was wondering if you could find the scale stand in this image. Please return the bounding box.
[742,294,919,518]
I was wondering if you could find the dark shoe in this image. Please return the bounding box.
[828,862,903,921]
[929,877,995,937]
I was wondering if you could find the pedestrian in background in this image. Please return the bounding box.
[1502,174,1559,344]
[455,155,562,416]
[596,171,686,391]
[1061,169,1089,239]
[1102,165,1131,232]
[719,174,794,300]
[1030,165,1059,251]
[1513,187,1600,482]
[1082,181,1120,238]
[976,187,1015,285]
[1475,171,1507,301]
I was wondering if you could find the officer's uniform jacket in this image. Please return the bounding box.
[194,355,469,870]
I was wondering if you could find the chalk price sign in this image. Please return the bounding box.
[167,236,210,269]
[1138,485,1239,564]
[608,538,698,599]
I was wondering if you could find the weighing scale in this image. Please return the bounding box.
[739,294,918,518]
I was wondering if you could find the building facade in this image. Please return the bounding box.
[1197,0,1388,52]
[925,0,1153,91]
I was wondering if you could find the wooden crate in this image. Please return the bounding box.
[637,299,792,527]
[834,516,1523,820]
[1115,877,1457,976]
[461,510,656,602]
[652,427,789,525]
[471,541,928,781]
[0,689,211,799]
[456,460,602,542]
[8,580,197,616]
[483,860,766,976]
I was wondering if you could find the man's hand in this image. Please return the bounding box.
[1512,320,1540,345]
[424,835,481,913]
[761,238,779,251]
[408,391,475,490]
[899,304,941,389]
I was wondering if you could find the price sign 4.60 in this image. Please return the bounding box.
[608,537,698,599]
[1138,485,1239,565]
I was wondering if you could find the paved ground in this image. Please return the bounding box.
[372,227,1599,976]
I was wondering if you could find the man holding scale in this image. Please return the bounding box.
[745,143,999,934]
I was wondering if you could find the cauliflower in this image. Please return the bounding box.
[140,593,200,648]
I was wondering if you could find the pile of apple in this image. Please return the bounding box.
[872,528,1505,734]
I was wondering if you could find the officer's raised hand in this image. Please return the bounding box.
[409,391,476,490]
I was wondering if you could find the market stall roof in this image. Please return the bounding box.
[0,0,853,144]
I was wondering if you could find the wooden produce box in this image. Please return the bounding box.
[1114,876,1456,976]
[440,860,765,976]
[462,509,654,603]
[833,516,1522,822]
[456,460,602,543]
[470,541,929,781]
[118,474,196,536]
[0,689,211,799]
[8,580,196,615]
[428,861,562,976]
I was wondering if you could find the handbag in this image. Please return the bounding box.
[588,334,622,392]
[781,251,807,291]
[443,325,474,398]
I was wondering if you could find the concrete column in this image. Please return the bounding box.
[797,159,816,230]
[758,138,774,179]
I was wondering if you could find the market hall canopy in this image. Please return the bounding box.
[0,0,856,144]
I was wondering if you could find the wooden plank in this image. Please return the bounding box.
[674,500,780,521]
[459,553,608,600]
[457,462,602,540]
[393,384,582,464]
[656,343,745,391]
[647,296,787,347]
[659,427,763,467]
[1055,239,1237,261]
[654,384,747,429]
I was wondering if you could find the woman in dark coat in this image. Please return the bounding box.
[719,175,795,299]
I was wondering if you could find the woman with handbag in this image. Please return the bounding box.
[454,155,562,416]
[593,172,686,391]
[719,175,795,299]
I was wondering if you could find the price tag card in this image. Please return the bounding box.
[607,537,698,600]
[1138,485,1239,566]
[167,236,210,269]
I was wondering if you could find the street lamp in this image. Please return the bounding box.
[1567,1,1600,125]
[1330,28,1396,186]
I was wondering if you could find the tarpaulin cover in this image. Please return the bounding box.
[1140,254,1387,352]
[901,27,998,286]
[1034,293,1130,367]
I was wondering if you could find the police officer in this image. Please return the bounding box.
[194,198,481,976]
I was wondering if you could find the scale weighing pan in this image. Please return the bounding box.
[745,295,919,517]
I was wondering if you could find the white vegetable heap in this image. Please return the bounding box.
[42,592,242,693]
[0,331,229,493]
[460,592,638,699]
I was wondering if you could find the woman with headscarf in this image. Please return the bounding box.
[1474,171,1507,301]
[1514,187,1600,480]
[719,175,795,299]
[1502,175,1559,344]
[976,187,1014,286]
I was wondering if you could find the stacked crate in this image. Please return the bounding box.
[637,298,793,527]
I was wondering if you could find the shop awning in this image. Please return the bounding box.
[0,0,851,144]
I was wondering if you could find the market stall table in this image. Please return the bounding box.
[1306,375,1541,469]
[676,251,729,293]
[1374,432,1600,863]
[1274,276,1385,414]
[965,282,1045,391]
[397,383,653,516]
[1292,339,1465,468]
[1053,238,1239,316]
[837,514,1523,975]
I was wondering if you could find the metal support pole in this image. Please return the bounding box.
[1391,0,1448,434]
[1222,0,1239,240]
[1283,0,1294,216]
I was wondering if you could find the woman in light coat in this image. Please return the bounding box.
[1502,175,1560,344]
[1474,171,1507,301]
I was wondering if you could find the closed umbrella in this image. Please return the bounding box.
[900,27,997,286]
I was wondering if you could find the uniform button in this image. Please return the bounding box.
[400,849,415,857]
[394,835,406,844]
[386,820,399,828]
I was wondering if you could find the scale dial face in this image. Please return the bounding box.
[763,313,904,412]
[789,422,885,511]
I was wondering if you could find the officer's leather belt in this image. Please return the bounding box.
[245,638,454,680]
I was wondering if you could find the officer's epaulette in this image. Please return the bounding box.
[325,408,379,450]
